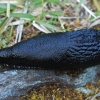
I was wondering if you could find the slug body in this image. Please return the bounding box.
[0,29,100,70]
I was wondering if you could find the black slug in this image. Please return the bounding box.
[0,29,100,70]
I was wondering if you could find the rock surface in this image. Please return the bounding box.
[0,66,100,100]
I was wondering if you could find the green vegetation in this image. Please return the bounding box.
[0,0,100,48]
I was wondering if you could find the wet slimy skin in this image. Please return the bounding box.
[0,29,100,70]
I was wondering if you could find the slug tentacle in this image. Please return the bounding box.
[0,29,100,70]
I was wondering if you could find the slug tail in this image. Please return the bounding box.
[0,47,12,64]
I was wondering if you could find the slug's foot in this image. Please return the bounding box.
[2,64,85,76]
[2,64,45,70]
[0,64,11,72]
